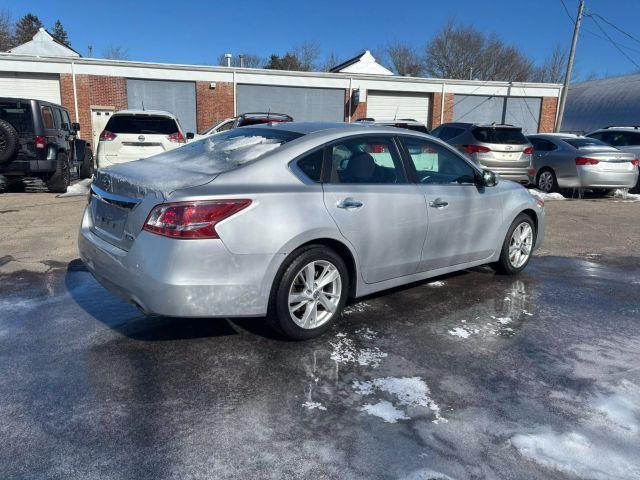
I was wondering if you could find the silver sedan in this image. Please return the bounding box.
[79,122,545,339]
[528,134,639,193]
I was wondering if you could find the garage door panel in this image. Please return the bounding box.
[0,72,61,104]
[237,85,343,122]
[127,79,197,134]
[367,91,430,123]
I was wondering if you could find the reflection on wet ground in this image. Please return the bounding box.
[1,255,639,479]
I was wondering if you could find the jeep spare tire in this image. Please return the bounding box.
[0,119,19,164]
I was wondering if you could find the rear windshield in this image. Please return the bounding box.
[0,100,33,133]
[105,114,179,134]
[472,127,527,145]
[562,137,609,149]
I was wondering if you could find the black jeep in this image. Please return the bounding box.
[0,98,94,193]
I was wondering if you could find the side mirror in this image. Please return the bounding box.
[186,132,194,140]
[481,169,499,187]
[71,122,81,132]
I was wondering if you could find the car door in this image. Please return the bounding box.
[322,135,428,284]
[399,136,503,271]
[531,137,567,177]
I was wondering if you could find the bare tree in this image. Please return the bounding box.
[102,45,130,60]
[386,41,423,76]
[0,9,14,51]
[320,52,340,72]
[216,53,263,68]
[291,41,320,71]
[423,19,536,82]
[532,45,567,83]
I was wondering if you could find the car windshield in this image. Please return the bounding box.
[105,114,179,134]
[0,100,33,132]
[562,137,609,149]
[472,127,527,145]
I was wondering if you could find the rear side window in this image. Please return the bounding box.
[41,106,54,129]
[296,149,323,182]
[472,127,527,145]
[0,100,33,132]
[529,138,556,151]
[105,115,179,135]
[607,131,640,147]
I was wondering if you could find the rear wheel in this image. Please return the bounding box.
[269,245,348,340]
[536,168,558,193]
[492,214,536,275]
[46,153,70,193]
[0,119,19,164]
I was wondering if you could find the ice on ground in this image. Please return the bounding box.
[362,401,409,423]
[612,189,640,202]
[95,134,284,197]
[354,377,446,423]
[57,178,92,197]
[592,379,640,433]
[342,302,371,315]
[448,327,470,338]
[356,327,378,340]
[301,401,327,411]
[528,189,565,201]
[427,280,446,288]
[511,430,640,480]
[494,316,512,325]
[329,334,387,367]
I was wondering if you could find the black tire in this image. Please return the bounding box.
[0,119,19,164]
[492,213,536,275]
[592,188,615,197]
[46,153,70,193]
[79,149,94,179]
[536,168,558,193]
[268,245,349,340]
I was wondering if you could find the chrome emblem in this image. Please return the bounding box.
[138,135,145,142]
[505,145,513,150]
[100,175,112,192]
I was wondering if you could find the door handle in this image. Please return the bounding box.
[337,198,364,209]
[429,198,449,209]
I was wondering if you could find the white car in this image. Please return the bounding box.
[96,110,193,167]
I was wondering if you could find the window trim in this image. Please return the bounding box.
[321,134,410,185]
[397,134,482,186]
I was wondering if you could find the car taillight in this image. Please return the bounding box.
[34,135,46,150]
[463,145,491,154]
[143,200,252,239]
[523,146,534,155]
[167,132,185,143]
[527,169,536,175]
[575,157,599,165]
[632,159,639,166]
[100,131,116,141]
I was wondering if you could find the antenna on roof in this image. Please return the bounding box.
[141,101,145,111]
[394,106,399,121]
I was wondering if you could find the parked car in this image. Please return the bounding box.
[0,97,93,193]
[79,122,545,340]
[199,112,293,137]
[431,122,534,185]
[585,126,640,192]
[96,110,194,168]
[527,134,638,194]
[356,118,430,134]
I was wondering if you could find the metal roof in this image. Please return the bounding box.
[563,73,640,133]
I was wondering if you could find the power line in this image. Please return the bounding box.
[587,14,640,70]
[587,12,640,46]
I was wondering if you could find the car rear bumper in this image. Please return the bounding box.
[561,167,639,189]
[78,207,281,318]
[0,158,57,175]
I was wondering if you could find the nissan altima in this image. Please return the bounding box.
[79,122,545,339]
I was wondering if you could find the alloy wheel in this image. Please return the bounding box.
[288,260,342,329]
[508,222,533,268]
[538,171,554,193]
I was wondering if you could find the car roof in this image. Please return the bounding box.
[113,109,177,118]
[262,121,416,136]
[0,97,64,108]
[529,133,580,139]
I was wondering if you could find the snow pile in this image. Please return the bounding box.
[361,401,408,423]
[301,401,327,411]
[354,377,446,424]
[57,178,92,197]
[528,189,565,201]
[612,189,640,202]
[427,280,446,288]
[329,334,387,367]
[96,135,283,197]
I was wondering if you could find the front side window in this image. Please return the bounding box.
[41,106,54,129]
[402,137,476,184]
[53,108,63,129]
[329,137,406,184]
[61,110,71,130]
[296,149,323,182]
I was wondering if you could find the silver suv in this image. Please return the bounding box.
[586,126,640,191]
[432,123,534,184]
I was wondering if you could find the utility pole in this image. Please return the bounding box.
[555,0,584,132]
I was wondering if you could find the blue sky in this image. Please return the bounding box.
[2,0,640,79]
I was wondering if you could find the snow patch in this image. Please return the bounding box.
[528,189,565,201]
[329,334,387,367]
[301,401,327,411]
[612,189,640,202]
[361,401,408,423]
[427,280,446,288]
[448,327,470,338]
[57,178,92,197]
[356,327,377,340]
[342,302,370,315]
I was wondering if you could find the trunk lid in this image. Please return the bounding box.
[576,149,637,172]
[470,126,532,167]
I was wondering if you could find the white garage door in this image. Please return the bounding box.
[0,72,61,104]
[367,91,430,123]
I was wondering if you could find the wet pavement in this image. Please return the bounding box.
[1,255,639,480]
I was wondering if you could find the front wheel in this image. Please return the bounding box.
[270,246,348,340]
[492,214,536,275]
